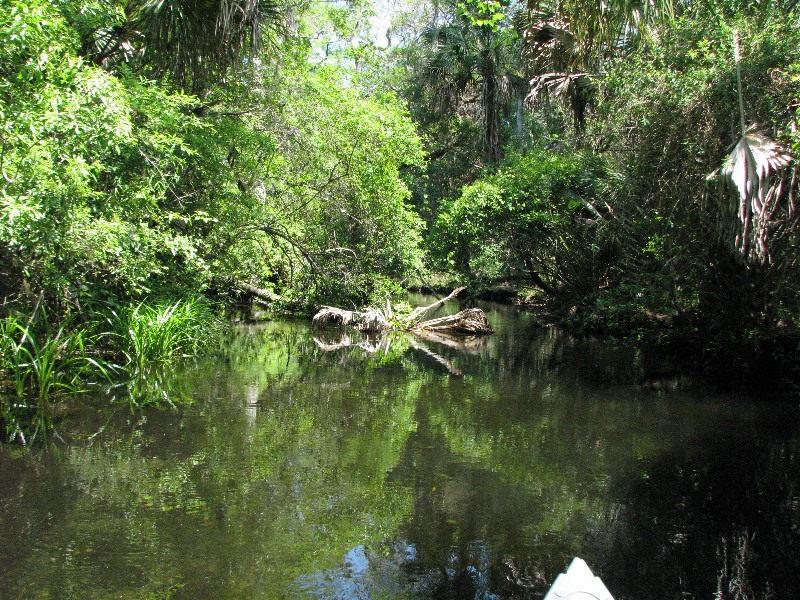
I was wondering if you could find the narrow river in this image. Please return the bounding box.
[1,298,799,599]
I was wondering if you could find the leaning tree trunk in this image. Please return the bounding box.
[409,307,493,334]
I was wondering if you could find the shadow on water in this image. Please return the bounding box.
[1,300,799,600]
[604,414,800,600]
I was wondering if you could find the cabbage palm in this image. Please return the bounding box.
[416,9,526,163]
[523,0,674,128]
[63,0,286,93]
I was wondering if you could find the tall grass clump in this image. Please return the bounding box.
[110,297,221,374]
[1,308,113,444]
[0,311,109,403]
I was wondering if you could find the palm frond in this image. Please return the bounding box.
[522,1,674,128]
[415,15,525,163]
[717,127,792,262]
[527,72,596,129]
[68,0,287,93]
[723,130,791,217]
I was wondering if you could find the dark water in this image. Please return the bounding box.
[2,299,800,600]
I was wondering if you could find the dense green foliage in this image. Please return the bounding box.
[433,149,610,298]
[2,0,211,304]
[0,0,425,313]
[382,0,800,387]
[580,7,800,365]
[2,0,800,408]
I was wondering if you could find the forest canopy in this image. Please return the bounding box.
[1,0,800,390]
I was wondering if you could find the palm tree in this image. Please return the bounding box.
[414,4,526,163]
[63,0,286,93]
[523,0,674,128]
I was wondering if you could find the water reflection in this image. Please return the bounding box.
[1,305,799,600]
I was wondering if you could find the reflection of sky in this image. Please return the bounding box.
[293,541,505,600]
[293,542,410,598]
[345,545,370,574]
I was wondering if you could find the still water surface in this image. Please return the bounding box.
[1,299,799,599]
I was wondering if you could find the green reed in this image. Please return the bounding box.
[16,324,96,401]
[109,297,220,375]
[1,298,221,441]
[1,308,115,444]
[0,313,109,403]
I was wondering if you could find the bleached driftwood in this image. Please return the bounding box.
[402,286,467,327]
[311,287,492,336]
[359,308,391,333]
[311,306,390,332]
[409,307,493,335]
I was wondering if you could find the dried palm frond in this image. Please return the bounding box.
[527,71,596,129]
[722,129,792,220]
[311,306,390,333]
[718,128,792,262]
[709,29,794,264]
[357,308,390,333]
[312,306,358,328]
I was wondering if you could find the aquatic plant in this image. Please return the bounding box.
[0,312,110,403]
[109,297,221,374]
[1,309,115,444]
[0,314,28,398]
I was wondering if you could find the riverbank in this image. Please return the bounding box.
[405,281,800,398]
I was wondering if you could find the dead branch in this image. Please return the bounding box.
[410,308,493,335]
[403,286,466,327]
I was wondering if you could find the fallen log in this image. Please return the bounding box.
[410,308,493,335]
[311,287,492,336]
[236,281,286,306]
[402,286,466,327]
[311,306,390,332]
[312,306,357,328]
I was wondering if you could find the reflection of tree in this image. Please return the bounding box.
[0,322,420,598]
[307,298,643,390]
[3,316,796,599]
[406,334,464,376]
[384,381,616,598]
[604,425,800,600]
[379,357,776,599]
